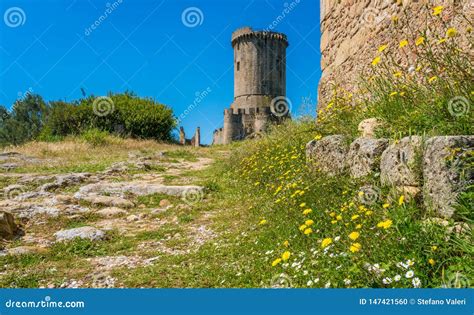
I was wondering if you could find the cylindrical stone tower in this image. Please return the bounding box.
[231,27,288,109]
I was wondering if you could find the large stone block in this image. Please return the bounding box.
[0,211,19,240]
[380,136,423,186]
[423,136,473,218]
[306,135,350,176]
[348,138,389,178]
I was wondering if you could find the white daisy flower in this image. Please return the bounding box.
[394,275,401,282]
[344,279,351,286]
[405,270,414,278]
[307,280,313,286]
[325,281,331,288]
[382,277,392,284]
[412,277,421,288]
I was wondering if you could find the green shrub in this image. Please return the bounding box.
[44,92,176,141]
[80,128,110,146]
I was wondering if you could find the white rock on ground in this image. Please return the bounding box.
[54,226,106,242]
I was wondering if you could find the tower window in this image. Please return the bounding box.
[237,62,240,71]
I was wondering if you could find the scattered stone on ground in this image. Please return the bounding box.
[95,207,128,218]
[54,226,106,242]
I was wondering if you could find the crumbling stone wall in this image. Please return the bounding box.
[318,0,469,107]
[306,134,473,219]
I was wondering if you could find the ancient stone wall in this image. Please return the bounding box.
[306,133,473,219]
[318,0,469,107]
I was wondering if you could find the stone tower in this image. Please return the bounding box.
[213,27,289,145]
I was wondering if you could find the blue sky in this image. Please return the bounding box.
[0,0,320,144]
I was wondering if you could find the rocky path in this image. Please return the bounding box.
[0,147,221,288]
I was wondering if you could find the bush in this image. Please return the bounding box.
[44,92,176,141]
[80,128,110,146]
[0,94,48,146]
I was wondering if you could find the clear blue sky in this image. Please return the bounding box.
[0,0,320,144]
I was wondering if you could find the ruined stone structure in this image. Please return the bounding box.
[213,27,289,145]
[178,127,201,147]
[318,0,468,107]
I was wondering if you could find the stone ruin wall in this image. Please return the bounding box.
[318,0,470,108]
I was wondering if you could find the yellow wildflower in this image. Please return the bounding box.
[349,243,362,253]
[399,39,408,48]
[348,231,360,241]
[428,76,437,83]
[283,240,289,247]
[377,219,393,229]
[355,224,362,229]
[299,203,306,208]
[432,245,438,251]
[304,228,313,235]
[446,27,457,38]
[329,212,336,217]
[438,38,446,45]
[415,36,425,46]
[358,191,364,197]
[415,65,423,72]
[336,215,343,221]
[305,219,314,226]
[372,56,381,66]
[314,135,322,140]
[378,44,388,53]
[321,238,332,248]
[303,208,312,215]
[394,71,402,78]
[351,214,359,221]
[281,251,291,261]
[331,220,337,224]
[272,258,282,266]
[383,203,390,209]
[428,258,435,266]
[259,219,267,225]
[398,195,405,205]
[299,224,307,231]
[365,210,373,216]
[390,91,398,97]
[433,6,443,16]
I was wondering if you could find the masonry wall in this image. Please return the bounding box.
[318,0,467,107]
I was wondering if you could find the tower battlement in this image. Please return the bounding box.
[231,26,288,47]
